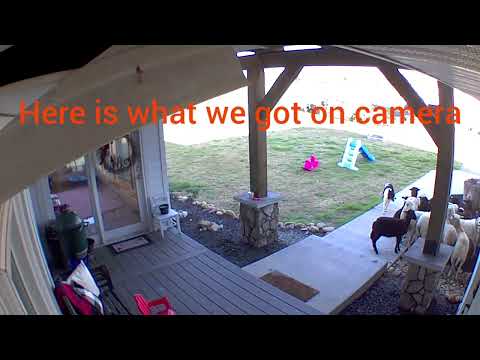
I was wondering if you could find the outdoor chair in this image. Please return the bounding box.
[133,293,176,315]
[149,195,181,239]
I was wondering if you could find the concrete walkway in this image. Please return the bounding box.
[243,170,479,314]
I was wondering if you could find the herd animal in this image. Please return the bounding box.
[371,198,417,255]
[370,184,479,279]
[382,183,396,214]
[448,214,470,280]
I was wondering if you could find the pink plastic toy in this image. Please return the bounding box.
[303,155,319,171]
[134,294,176,315]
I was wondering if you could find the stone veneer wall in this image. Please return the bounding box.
[399,263,442,314]
[239,203,279,248]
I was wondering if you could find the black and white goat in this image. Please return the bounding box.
[382,183,395,214]
[371,199,417,255]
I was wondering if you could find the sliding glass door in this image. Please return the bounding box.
[89,131,147,244]
[48,130,148,245]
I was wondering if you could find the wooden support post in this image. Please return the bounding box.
[247,62,303,198]
[247,61,267,198]
[379,65,456,256]
[424,82,455,255]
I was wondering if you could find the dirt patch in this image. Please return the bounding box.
[171,196,312,267]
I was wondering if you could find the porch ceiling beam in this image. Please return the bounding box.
[258,64,304,110]
[424,82,455,256]
[378,64,443,147]
[239,47,408,70]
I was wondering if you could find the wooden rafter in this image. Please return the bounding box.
[258,64,304,109]
[378,64,443,147]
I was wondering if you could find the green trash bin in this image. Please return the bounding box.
[56,206,89,263]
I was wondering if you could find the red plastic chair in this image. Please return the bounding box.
[134,294,176,316]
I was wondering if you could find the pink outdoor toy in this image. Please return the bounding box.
[134,293,176,316]
[303,155,319,171]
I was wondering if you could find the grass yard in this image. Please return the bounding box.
[165,128,459,227]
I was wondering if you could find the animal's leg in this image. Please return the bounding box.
[382,198,388,214]
[372,237,379,255]
[395,236,401,253]
[456,269,462,282]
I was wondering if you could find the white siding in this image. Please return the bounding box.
[140,123,170,232]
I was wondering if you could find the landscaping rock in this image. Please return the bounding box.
[177,195,189,202]
[224,210,236,218]
[446,293,462,304]
[216,211,224,216]
[210,223,224,232]
[316,222,327,229]
[198,220,223,232]
[323,226,335,233]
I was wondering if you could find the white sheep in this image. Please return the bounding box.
[448,214,470,280]
[413,203,459,246]
[456,217,480,249]
[393,197,420,247]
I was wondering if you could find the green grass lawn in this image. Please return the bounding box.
[165,128,460,227]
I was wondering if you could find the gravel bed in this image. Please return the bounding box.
[171,196,313,267]
[341,257,470,315]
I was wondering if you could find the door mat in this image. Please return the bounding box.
[110,236,151,254]
[260,271,319,302]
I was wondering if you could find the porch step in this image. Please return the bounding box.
[243,235,388,314]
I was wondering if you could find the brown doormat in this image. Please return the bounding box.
[110,236,151,254]
[260,271,319,302]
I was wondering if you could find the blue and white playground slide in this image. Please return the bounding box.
[337,137,375,171]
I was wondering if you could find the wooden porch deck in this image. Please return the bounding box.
[91,230,322,315]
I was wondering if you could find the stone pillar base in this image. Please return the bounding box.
[399,239,453,314]
[399,264,442,314]
[234,192,282,248]
[239,203,279,247]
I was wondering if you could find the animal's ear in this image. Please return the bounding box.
[402,196,408,200]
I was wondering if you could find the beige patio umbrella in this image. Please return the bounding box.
[0,45,247,204]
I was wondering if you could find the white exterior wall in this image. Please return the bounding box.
[140,123,170,232]
[0,190,60,314]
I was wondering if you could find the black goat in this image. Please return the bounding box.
[418,196,431,212]
[370,210,417,255]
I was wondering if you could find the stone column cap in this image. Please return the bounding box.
[233,191,283,209]
[404,239,454,272]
